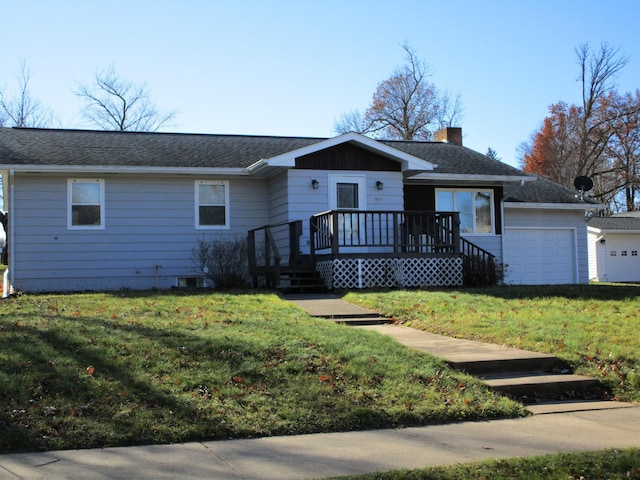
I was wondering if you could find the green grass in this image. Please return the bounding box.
[330,448,640,479]
[0,290,524,453]
[345,284,640,402]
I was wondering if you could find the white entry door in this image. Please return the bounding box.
[329,175,366,247]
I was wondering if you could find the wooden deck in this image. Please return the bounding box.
[248,210,496,291]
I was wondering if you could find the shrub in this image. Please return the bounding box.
[193,237,250,289]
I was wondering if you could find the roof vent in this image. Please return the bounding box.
[433,127,462,146]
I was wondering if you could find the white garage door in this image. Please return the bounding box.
[503,228,576,285]
[604,235,640,282]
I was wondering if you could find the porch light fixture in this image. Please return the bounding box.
[311,179,319,189]
[376,180,384,190]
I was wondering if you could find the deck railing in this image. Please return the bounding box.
[309,210,461,258]
[247,220,302,288]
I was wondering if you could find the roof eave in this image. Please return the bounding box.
[588,225,640,234]
[406,173,535,184]
[505,201,601,211]
[0,164,250,176]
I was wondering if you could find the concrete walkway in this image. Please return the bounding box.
[1,294,638,480]
[1,408,639,479]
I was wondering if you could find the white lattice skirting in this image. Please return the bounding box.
[316,257,463,289]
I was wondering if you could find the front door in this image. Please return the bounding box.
[329,175,366,247]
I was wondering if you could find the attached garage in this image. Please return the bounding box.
[503,227,576,285]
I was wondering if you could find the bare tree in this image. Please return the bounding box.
[575,42,629,178]
[334,43,463,140]
[0,60,54,128]
[76,65,175,132]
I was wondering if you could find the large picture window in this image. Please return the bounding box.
[68,179,105,229]
[196,180,229,228]
[436,189,493,234]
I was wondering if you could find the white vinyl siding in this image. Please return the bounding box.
[68,178,105,229]
[11,175,267,292]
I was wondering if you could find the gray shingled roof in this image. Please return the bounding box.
[503,174,598,205]
[589,216,640,231]
[0,128,322,169]
[382,140,527,177]
[0,127,589,206]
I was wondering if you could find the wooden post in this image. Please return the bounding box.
[331,211,340,256]
[289,220,302,266]
[452,212,461,254]
[247,230,257,287]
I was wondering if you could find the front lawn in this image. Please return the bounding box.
[0,290,523,453]
[333,447,640,480]
[346,284,640,402]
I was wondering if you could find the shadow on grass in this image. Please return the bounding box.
[0,311,251,453]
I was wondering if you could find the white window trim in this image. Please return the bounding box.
[435,188,495,235]
[67,178,105,230]
[195,180,230,229]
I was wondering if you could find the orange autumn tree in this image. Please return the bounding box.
[522,102,583,186]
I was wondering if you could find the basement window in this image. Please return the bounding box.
[176,277,204,288]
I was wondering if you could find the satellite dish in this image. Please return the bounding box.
[574,176,593,200]
[574,176,593,192]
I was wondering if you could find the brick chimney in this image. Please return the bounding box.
[433,127,462,146]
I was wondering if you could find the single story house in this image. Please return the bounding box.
[588,213,640,283]
[0,126,598,293]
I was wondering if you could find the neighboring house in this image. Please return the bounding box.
[588,213,640,283]
[0,126,598,293]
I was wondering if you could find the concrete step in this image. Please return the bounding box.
[483,373,606,403]
[329,314,395,326]
[450,356,571,376]
[526,400,637,415]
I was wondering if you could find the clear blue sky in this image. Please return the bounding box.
[1,0,639,167]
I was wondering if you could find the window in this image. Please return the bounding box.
[196,180,229,228]
[68,179,104,229]
[336,182,359,209]
[436,189,493,234]
[632,251,638,256]
[622,250,628,256]
[611,251,617,256]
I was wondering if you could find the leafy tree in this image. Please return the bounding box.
[334,43,463,140]
[76,65,175,132]
[486,147,501,161]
